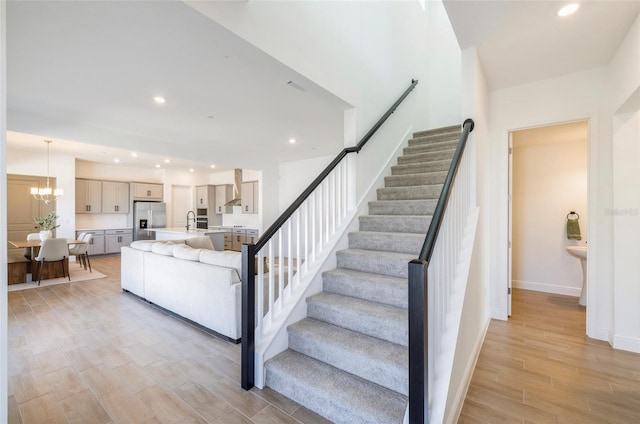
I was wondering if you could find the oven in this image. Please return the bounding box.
[196,217,208,229]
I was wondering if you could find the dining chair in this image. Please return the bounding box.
[69,233,91,272]
[23,232,41,260]
[33,238,70,285]
[81,233,93,272]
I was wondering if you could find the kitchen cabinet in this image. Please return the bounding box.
[214,184,234,214]
[78,230,106,255]
[196,185,217,208]
[133,183,163,201]
[224,233,233,251]
[76,179,102,214]
[102,182,130,214]
[105,229,133,253]
[241,181,259,214]
[230,228,259,251]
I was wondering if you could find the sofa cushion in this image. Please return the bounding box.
[151,241,177,256]
[199,250,242,274]
[185,236,214,250]
[129,240,156,251]
[173,244,202,261]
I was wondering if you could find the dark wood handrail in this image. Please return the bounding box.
[408,118,475,423]
[241,79,419,391]
[418,118,475,261]
[254,79,419,252]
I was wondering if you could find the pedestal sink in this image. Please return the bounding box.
[566,246,587,306]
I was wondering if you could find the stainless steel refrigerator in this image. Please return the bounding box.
[133,201,166,241]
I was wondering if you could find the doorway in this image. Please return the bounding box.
[507,120,589,316]
[7,174,56,253]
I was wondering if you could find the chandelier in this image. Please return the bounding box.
[30,140,63,204]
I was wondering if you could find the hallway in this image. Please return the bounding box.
[460,289,640,423]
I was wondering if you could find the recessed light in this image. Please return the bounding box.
[164,159,170,164]
[189,168,195,172]
[289,138,296,144]
[131,152,138,157]
[557,3,579,17]
[114,158,120,163]
[210,164,216,169]
[155,164,161,168]
[153,96,166,104]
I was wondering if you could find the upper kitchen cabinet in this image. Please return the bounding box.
[132,182,163,201]
[76,179,102,214]
[214,184,234,214]
[196,185,216,207]
[241,181,259,214]
[102,181,130,214]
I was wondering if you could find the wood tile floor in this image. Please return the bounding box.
[7,255,330,424]
[459,289,640,424]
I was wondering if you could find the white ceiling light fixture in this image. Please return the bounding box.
[557,3,579,17]
[131,152,138,157]
[114,158,120,163]
[164,159,170,163]
[289,138,296,144]
[189,168,194,172]
[210,164,216,169]
[31,140,63,204]
[153,96,166,104]
[155,164,161,168]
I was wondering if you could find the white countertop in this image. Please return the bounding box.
[151,227,229,235]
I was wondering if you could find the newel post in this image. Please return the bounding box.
[241,243,256,390]
[408,258,429,423]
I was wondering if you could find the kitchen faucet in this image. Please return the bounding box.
[186,210,196,231]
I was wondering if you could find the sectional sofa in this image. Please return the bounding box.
[120,237,242,342]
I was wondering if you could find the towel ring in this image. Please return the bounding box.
[567,211,580,220]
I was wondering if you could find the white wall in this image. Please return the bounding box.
[1,1,8,421]
[609,11,640,353]
[512,126,588,296]
[445,46,491,423]
[186,0,462,209]
[487,68,611,342]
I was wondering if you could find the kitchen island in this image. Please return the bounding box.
[151,227,228,250]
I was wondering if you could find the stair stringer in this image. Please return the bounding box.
[253,124,414,388]
[429,206,479,424]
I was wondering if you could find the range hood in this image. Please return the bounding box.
[224,169,243,207]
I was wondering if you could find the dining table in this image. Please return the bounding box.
[8,238,87,281]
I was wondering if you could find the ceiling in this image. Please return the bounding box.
[6,1,350,172]
[9,1,639,171]
[443,0,640,90]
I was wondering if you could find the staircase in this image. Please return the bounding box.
[264,125,462,424]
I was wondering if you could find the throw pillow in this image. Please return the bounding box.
[173,245,202,261]
[151,241,176,256]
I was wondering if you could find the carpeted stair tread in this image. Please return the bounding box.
[397,149,455,164]
[408,131,460,146]
[349,231,424,254]
[265,349,407,424]
[359,214,431,234]
[322,268,408,308]
[307,291,408,346]
[368,199,437,216]
[403,140,458,155]
[413,124,460,138]
[336,248,416,279]
[391,160,451,175]
[377,185,443,201]
[384,171,448,187]
[288,318,408,395]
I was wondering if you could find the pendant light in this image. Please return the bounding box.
[30,140,63,204]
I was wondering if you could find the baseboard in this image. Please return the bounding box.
[612,334,640,354]
[512,280,580,297]
[447,316,491,424]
